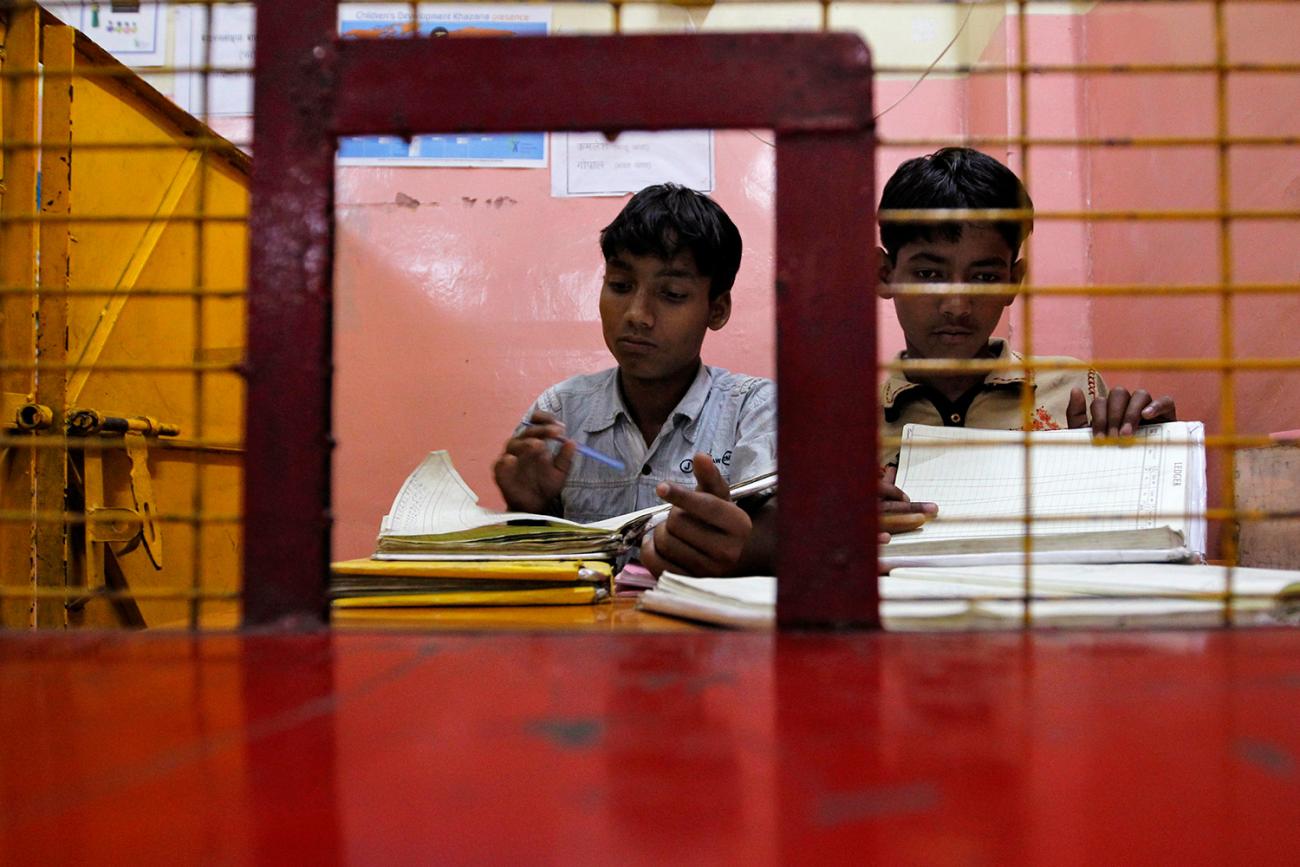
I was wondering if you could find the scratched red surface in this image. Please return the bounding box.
[2,629,1298,864]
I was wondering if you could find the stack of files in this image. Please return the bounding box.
[882,422,1207,569]
[331,558,613,608]
[638,564,1300,630]
[376,450,776,560]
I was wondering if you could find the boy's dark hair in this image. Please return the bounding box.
[878,147,1034,261]
[600,183,742,300]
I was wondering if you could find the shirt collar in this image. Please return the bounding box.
[580,369,629,435]
[580,363,714,441]
[671,363,714,444]
[880,338,1028,411]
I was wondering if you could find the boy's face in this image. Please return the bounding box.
[600,249,730,384]
[877,224,1023,360]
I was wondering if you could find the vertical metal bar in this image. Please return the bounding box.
[244,0,338,626]
[1015,0,1034,628]
[33,24,77,628]
[774,129,879,629]
[190,0,214,629]
[1213,0,1237,623]
[0,6,40,627]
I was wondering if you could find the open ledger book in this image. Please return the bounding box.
[639,564,1300,630]
[881,422,1207,568]
[374,450,776,559]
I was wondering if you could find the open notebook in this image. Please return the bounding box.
[639,565,1300,630]
[375,450,776,559]
[882,422,1207,568]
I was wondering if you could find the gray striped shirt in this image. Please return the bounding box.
[518,364,776,523]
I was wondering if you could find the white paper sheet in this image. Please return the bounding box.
[550,131,714,198]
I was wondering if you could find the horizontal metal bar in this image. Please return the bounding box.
[0,362,239,373]
[7,134,1296,152]
[885,358,1300,372]
[333,33,875,135]
[7,60,1298,81]
[867,593,1299,603]
[881,135,1300,149]
[0,286,246,298]
[5,209,1296,225]
[879,434,1300,450]
[0,510,241,524]
[875,62,1300,75]
[1,138,251,152]
[0,214,245,224]
[886,282,1300,297]
[879,207,1300,222]
[0,435,243,450]
[0,587,240,601]
[0,66,252,79]
[886,508,1300,523]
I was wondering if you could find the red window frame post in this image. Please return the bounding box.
[246,3,880,629]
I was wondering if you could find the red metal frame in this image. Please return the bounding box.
[246,4,879,628]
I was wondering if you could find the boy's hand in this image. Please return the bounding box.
[1067,387,1176,438]
[641,453,752,577]
[492,410,575,514]
[880,465,937,537]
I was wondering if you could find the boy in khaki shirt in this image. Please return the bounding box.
[643,148,1178,576]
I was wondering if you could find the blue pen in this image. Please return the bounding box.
[564,438,626,472]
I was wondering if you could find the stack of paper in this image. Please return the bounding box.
[639,564,1300,630]
[331,558,613,608]
[337,452,777,608]
[882,422,1207,568]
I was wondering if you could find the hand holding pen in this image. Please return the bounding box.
[492,410,625,514]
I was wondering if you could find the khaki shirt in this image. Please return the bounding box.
[879,339,1107,465]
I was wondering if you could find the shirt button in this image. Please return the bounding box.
[950,413,962,424]
[641,464,652,476]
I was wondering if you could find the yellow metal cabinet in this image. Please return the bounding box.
[0,8,247,628]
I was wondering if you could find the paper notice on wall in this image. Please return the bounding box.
[550,131,715,198]
[79,1,167,66]
[173,3,256,119]
[336,4,550,168]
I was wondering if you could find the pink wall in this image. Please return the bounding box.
[333,132,785,559]
[333,8,1299,560]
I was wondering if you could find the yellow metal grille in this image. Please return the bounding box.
[1,0,1295,629]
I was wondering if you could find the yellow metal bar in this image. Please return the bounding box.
[0,586,240,601]
[886,358,1300,373]
[0,137,248,152]
[0,509,241,524]
[0,434,243,451]
[1214,0,1237,623]
[32,24,78,628]
[881,135,1300,149]
[0,5,41,628]
[882,434,1294,451]
[1015,0,1033,627]
[66,149,204,405]
[190,2,216,629]
[0,285,246,297]
[871,62,1300,75]
[885,282,1300,297]
[877,207,1299,222]
[13,208,1295,223]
